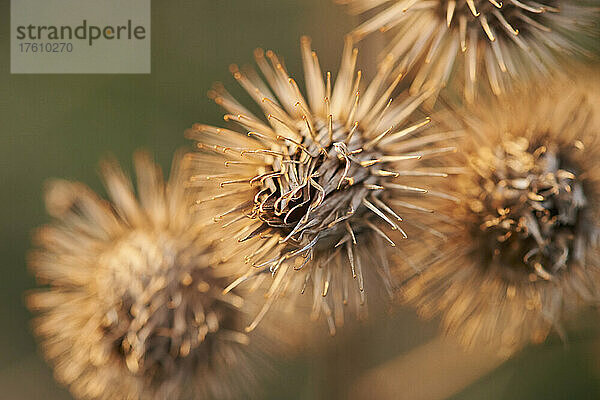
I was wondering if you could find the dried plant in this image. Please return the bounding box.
[186,37,454,335]
[27,152,264,400]
[339,0,598,101]
[397,80,600,354]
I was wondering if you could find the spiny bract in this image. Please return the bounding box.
[397,80,600,354]
[187,37,454,335]
[28,152,261,400]
[339,0,598,101]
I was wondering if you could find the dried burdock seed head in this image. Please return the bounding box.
[339,0,598,101]
[27,152,264,400]
[397,80,600,355]
[186,36,454,335]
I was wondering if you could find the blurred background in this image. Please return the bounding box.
[1,0,600,398]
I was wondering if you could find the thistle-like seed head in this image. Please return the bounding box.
[340,0,598,101]
[187,37,453,334]
[28,152,260,400]
[397,81,600,354]
[468,135,590,279]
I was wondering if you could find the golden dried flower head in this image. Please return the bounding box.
[340,0,598,100]
[398,81,600,354]
[186,37,454,335]
[28,152,262,400]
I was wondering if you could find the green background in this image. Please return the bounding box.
[1,0,599,398]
